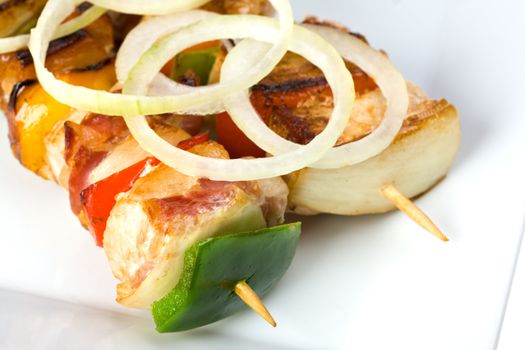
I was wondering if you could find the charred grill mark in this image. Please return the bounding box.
[73,56,114,72]
[16,30,88,66]
[0,1,91,19]
[253,66,375,97]
[253,67,376,96]
[76,2,93,13]
[271,105,318,145]
[252,76,328,93]
[8,79,36,112]
[15,52,34,67]
[0,1,10,11]
[4,79,35,160]
[0,0,23,12]
[251,78,333,146]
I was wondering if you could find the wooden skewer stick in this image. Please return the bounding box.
[234,281,277,328]
[380,183,449,242]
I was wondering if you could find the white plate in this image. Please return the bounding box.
[1,1,525,349]
[499,221,525,350]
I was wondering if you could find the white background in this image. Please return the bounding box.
[1,0,524,349]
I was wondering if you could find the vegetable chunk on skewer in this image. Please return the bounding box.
[152,224,300,332]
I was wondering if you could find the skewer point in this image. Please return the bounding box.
[380,183,449,242]
[234,280,277,328]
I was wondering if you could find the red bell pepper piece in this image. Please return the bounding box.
[81,157,160,247]
[216,112,266,159]
[177,131,210,151]
[81,132,210,247]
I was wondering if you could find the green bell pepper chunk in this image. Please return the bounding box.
[172,46,222,86]
[151,223,301,333]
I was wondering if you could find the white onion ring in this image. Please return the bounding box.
[88,0,212,15]
[0,5,106,54]
[223,24,409,169]
[115,11,224,114]
[29,0,293,116]
[0,34,28,55]
[122,18,354,181]
[116,11,217,84]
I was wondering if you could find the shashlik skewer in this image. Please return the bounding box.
[0,0,461,331]
[2,0,292,330]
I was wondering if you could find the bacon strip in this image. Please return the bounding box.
[65,115,129,216]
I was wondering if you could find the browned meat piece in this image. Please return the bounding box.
[201,0,271,15]
[0,13,115,110]
[0,0,46,37]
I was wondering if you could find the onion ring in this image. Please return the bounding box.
[122,18,354,181]
[115,11,224,114]
[88,0,212,15]
[29,0,293,116]
[116,11,217,84]
[222,24,409,169]
[0,5,106,54]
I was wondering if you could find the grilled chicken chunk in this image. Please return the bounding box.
[104,141,288,308]
[0,10,114,109]
[60,113,288,309]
